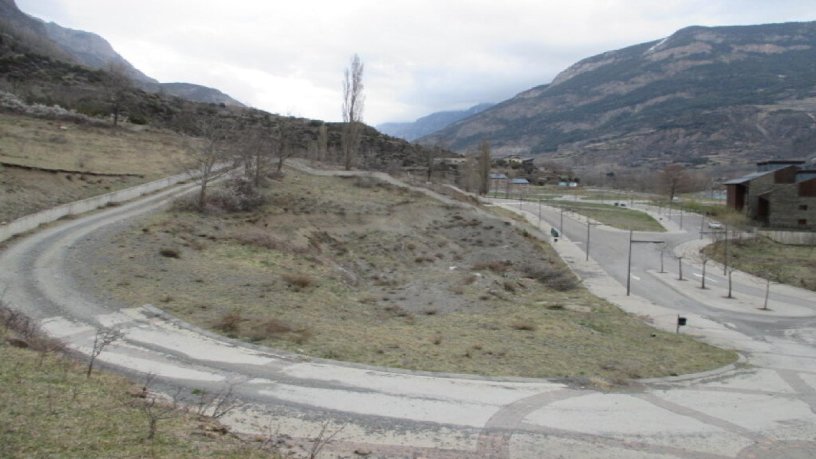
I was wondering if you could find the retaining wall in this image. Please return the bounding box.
[760,230,816,246]
[1,172,192,243]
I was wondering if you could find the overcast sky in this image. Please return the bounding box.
[16,1,816,124]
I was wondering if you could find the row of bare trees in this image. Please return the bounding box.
[181,53,366,211]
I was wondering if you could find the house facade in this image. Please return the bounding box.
[725,160,816,230]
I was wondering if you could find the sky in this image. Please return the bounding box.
[16,1,816,125]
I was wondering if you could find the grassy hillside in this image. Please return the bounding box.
[0,308,278,458]
[0,112,191,222]
[76,167,736,382]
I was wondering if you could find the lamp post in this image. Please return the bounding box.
[677,256,685,281]
[723,224,730,276]
[560,206,566,236]
[626,230,665,296]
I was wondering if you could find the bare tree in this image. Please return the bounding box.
[659,163,691,203]
[183,115,231,210]
[308,421,345,459]
[317,123,329,163]
[192,383,244,419]
[477,140,492,195]
[275,124,298,173]
[104,62,131,127]
[235,121,275,187]
[87,327,121,378]
[341,54,365,170]
[138,373,182,440]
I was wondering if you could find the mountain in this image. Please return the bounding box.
[377,103,494,141]
[0,0,446,172]
[422,22,816,174]
[0,0,243,107]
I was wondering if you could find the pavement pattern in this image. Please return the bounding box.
[1,169,816,458]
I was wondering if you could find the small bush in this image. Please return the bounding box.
[471,260,511,273]
[158,248,180,258]
[214,309,242,333]
[281,273,315,290]
[207,178,267,212]
[511,322,537,331]
[521,263,578,291]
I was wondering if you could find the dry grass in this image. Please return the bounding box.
[0,112,192,222]
[703,236,816,291]
[0,306,277,458]
[79,167,736,381]
[0,112,189,176]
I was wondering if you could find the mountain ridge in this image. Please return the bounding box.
[421,21,816,175]
[377,103,494,141]
[0,0,244,107]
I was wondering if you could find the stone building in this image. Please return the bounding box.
[724,160,816,230]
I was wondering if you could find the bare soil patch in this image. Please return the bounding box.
[75,168,735,382]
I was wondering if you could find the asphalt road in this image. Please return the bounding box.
[2,175,816,458]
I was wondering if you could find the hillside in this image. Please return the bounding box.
[422,21,816,175]
[0,0,243,107]
[377,102,493,141]
[0,0,444,174]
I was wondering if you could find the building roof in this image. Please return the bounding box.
[756,159,805,166]
[489,173,508,179]
[510,178,530,184]
[722,170,773,185]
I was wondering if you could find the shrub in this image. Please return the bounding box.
[511,322,537,331]
[521,262,578,291]
[214,309,242,333]
[281,273,315,290]
[158,248,180,258]
[471,260,511,273]
[207,177,267,212]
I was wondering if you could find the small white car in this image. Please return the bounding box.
[707,221,723,229]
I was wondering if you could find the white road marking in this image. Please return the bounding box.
[630,275,641,281]
[693,273,719,283]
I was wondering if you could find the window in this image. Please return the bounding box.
[799,219,808,226]
[800,204,809,211]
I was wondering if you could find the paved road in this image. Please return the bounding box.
[2,175,816,458]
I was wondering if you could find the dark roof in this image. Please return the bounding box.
[723,170,773,185]
[756,159,805,166]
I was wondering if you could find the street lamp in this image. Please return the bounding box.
[677,256,686,281]
[585,219,601,261]
[626,230,665,296]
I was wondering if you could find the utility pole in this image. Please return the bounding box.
[538,199,542,227]
[723,224,729,275]
[586,219,591,261]
[679,208,684,230]
[699,214,705,240]
[726,268,734,299]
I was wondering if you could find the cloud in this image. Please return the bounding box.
[15,0,816,124]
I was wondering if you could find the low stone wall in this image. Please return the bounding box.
[760,230,816,246]
[0,173,191,243]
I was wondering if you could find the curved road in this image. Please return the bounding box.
[2,175,816,458]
